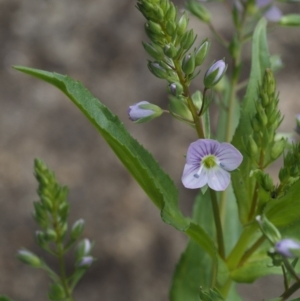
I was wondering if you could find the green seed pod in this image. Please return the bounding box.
[182,54,195,75]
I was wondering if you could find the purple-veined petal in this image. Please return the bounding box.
[216,143,243,171]
[182,163,208,189]
[186,139,220,164]
[207,167,230,191]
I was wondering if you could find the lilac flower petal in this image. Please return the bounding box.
[182,139,243,191]
[186,139,220,164]
[264,6,282,22]
[256,0,272,8]
[216,143,243,171]
[128,101,153,121]
[275,238,300,258]
[207,167,230,191]
[182,163,208,189]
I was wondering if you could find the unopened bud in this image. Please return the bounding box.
[194,40,210,66]
[204,60,227,89]
[275,238,300,258]
[77,256,95,268]
[168,96,193,122]
[271,139,285,160]
[71,219,85,240]
[164,44,177,58]
[251,117,261,132]
[186,0,211,23]
[48,283,66,300]
[128,101,163,124]
[279,14,300,26]
[177,13,189,36]
[142,42,164,60]
[165,3,177,21]
[182,54,195,75]
[247,135,258,158]
[165,20,176,36]
[262,69,276,98]
[181,29,195,50]
[76,239,93,260]
[145,21,163,35]
[17,249,42,268]
[262,174,274,191]
[169,82,183,96]
[256,215,281,244]
[148,62,169,79]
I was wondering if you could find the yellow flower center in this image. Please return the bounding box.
[202,155,217,169]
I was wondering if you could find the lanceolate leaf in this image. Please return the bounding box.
[231,19,271,225]
[169,192,229,301]
[14,66,216,257]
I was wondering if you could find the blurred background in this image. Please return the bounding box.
[0,0,300,300]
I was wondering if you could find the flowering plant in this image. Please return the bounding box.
[3,0,300,300]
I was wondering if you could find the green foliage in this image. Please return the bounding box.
[14,66,217,262]
[231,18,271,225]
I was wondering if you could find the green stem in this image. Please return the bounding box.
[226,224,257,270]
[237,235,265,267]
[281,281,300,300]
[210,189,225,259]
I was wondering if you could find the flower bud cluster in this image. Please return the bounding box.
[247,69,284,165]
[278,142,300,192]
[18,159,95,298]
[135,0,211,124]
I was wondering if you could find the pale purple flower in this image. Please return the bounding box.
[127,101,163,123]
[181,139,243,191]
[204,60,227,88]
[256,0,282,22]
[128,101,153,121]
[77,256,94,268]
[275,238,300,258]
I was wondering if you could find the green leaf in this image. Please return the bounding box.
[170,192,229,301]
[230,252,281,283]
[265,178,300,227]
[14,65,216,259]
[231,18,271,225]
